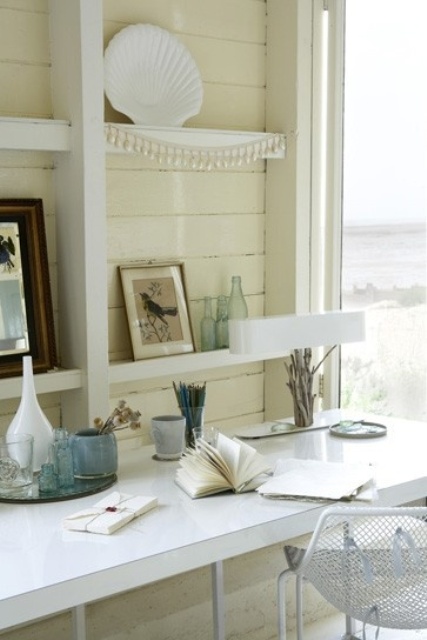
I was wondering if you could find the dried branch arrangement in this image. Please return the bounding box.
[284,346,336,427]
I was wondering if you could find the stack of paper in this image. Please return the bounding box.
[257,458,375,502]
[62,491,158,534]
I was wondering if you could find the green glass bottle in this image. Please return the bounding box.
[201,296,216,351]
[227,276,248,320]
[38,463,58,494]
[215,294,229,348]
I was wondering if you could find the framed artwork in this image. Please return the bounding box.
[0,199,57,377]
[119,261,194,360]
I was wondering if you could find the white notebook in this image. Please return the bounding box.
[257,458,375,501]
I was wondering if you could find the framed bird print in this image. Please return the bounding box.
[119,261,194,360]
[0,199,57,377]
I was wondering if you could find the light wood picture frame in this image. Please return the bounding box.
[119,261,194,360]
[0,198,57,377]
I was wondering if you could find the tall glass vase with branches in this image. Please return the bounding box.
[285,346,336,427]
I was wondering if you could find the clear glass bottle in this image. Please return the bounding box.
[52,427,65,472]
[56,440,75,488]
[53,427,74,488]
[227,276,248,319]
[38,463,58,494]
[200,296,216,351]
[215,294,229,348]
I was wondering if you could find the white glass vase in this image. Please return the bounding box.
[7,356,54,471]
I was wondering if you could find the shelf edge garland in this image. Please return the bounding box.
[105,124,286,170]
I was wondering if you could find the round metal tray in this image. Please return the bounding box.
[329,420,387,439]
[0,474,117,504]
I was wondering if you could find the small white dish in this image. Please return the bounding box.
[329,420,387,438]
[104,23,203,126]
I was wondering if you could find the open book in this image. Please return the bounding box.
[175,433,272,498]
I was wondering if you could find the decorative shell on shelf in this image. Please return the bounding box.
[104,23,203,127]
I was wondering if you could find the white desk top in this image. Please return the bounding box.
[0,409,426,630]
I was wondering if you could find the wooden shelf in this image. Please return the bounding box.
[0,117,71,152]
[105,123,286,159]
[0,368,82,400]
[108,349,290,384]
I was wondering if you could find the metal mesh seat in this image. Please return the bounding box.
[278,506,427,640]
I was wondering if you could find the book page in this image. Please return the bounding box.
[175,449,232,498]
[231,438,272,488]
[215,434,272,490]
[175,469,231,498]
[197,439,235,484]
[215,433,243,484]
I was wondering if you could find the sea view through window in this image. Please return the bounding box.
[340,0,427,420]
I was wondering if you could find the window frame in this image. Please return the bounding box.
[310,0,346,409]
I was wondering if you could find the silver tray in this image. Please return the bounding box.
[329,421,387,439]
[0,474,117,504]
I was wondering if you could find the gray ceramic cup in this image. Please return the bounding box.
[151,415,186,460]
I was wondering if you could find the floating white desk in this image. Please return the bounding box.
[0,410,426,638]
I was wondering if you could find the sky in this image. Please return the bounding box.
[342,0,427,226]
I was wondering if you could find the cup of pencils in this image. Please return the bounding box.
[173,382,206,448]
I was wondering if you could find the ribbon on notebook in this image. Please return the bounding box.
[62,491,158,535]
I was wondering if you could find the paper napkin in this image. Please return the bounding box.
[62,491,158,534]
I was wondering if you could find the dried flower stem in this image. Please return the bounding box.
[94,400,141,435]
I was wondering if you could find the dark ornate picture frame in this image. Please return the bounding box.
[0,199,57,377]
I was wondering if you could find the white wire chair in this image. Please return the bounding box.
[278,506,427,640]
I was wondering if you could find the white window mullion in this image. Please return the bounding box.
[323,0,345,312]
[310,0,346,408]
[310,0,329,314]
[323,0,346,409]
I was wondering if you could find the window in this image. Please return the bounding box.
[339,1,427,419]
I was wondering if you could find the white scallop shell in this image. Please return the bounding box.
[104,24,203,127]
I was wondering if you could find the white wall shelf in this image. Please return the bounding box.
[0,116,71,152]
[0,368,82,401]
[105,123,285,157]
[105,123,286,169]
[108,349,291,385]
